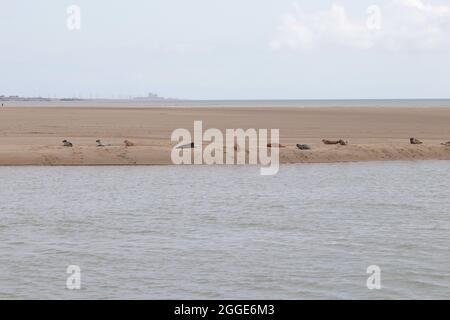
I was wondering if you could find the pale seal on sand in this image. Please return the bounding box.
[62,140,73,147]
[96,139,111,147]
[124,140,135,147]
[322,139,348,146]
[441,141,450,146]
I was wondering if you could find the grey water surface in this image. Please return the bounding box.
[0,162,449,299]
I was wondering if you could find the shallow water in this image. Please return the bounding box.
[5,98,450,108]
[0,162,449,299]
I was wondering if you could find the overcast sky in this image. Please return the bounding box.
[1,0,450,99]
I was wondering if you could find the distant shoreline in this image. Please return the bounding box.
[1,106,450,166]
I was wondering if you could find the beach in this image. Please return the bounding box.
[1,106,450,165]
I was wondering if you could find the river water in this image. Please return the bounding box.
[0,162,449,299]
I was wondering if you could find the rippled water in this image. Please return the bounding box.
[0,162,449,299]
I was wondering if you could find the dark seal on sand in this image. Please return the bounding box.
[176,142,195,149]
[410,138,423,145]
[296,144,311,150]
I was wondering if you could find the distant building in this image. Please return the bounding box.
[133,92,166,101]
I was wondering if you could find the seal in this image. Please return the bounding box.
[62,140,73,147]
[176,142,195,149]
[296,144,311,150]
[410,138,423,145]
[322,139,348,145]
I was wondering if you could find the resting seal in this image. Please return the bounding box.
[62,140,73,147]
[296,144,311,150]
[176,142,195,149]
[124,140,135,147]
[410,138,423,145]
[322,139,348,146]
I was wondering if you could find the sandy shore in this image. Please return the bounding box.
[1,106,450,165]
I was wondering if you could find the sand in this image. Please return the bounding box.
[1,106,450,165]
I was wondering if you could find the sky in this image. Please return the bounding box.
[1,0,450,99]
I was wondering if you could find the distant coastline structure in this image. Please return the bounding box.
[132,92,167,101]
[0,95,52,102]
[0,92,174,102]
